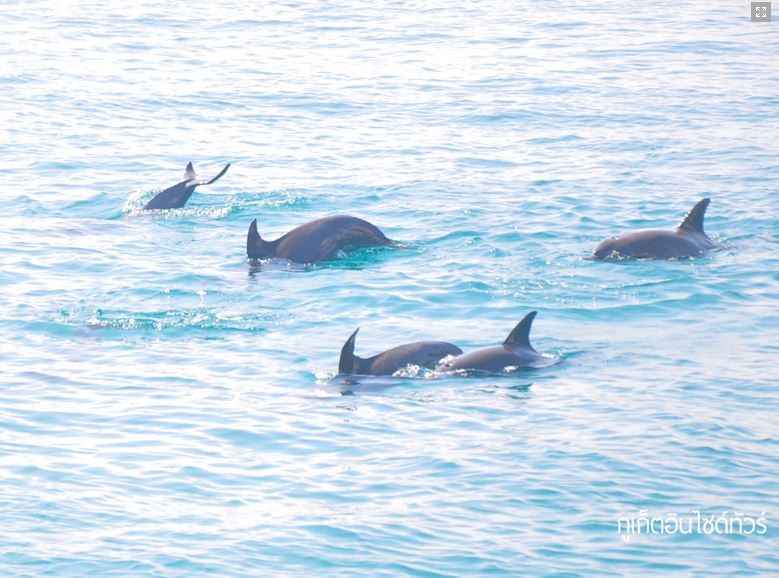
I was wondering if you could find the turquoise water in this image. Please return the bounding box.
[2,2,778,576]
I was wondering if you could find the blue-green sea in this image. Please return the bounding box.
[1,2,778,576]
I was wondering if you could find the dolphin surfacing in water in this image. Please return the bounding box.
[338,328,463,376]
[143,162,230,210]
[438,311,545,374]
[247,215,393,264]
[592,198,715,260]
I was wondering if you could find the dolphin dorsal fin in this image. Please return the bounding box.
[504,311,538,349]
[338,328,360,374]
[678,198,710,233]
[247,218,267,259]
[184,162,196,181]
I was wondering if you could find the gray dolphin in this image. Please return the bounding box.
[143,161,230,210]
[438,311,544,373]
[247,215,393,263]
[592,198,715,260]
[338,328,463,376]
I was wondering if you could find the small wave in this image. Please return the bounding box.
[122,190,236,220]
[55,306,280,337]
[247,244,398,274]
[232,190,314,214]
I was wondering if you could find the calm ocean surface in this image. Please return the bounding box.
[1,2,778,576]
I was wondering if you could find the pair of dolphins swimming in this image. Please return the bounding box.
[145,162,718,263]
[339,311,542,376]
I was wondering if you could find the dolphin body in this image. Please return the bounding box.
[338,328,463,376]
[438,311,544,373]
[144,162,230,210]
[247,215,393,264]
[592,198,715,260]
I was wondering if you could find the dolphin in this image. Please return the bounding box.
[592,198,715,260]
[338,328,463,376]
[247,215,393,264]
[143,161,230,210]
[437,311,545,373]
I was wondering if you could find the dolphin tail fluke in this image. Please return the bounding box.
[504,311,538,350]
[678,198,710,233]
[203,163,230,185]
[338,328,360,374]
[184,162,196,181]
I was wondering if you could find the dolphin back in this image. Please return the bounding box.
[438,311,544,373]
[339,330,462,376]
[593,198,714,259]
[274,215,392,263]
[369,341,463,375]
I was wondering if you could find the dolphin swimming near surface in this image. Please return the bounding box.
[143,161,230,210]
[437,311,545,374]
[592,198,715,260]
[338,328,463,376]
[247,215,393,264]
